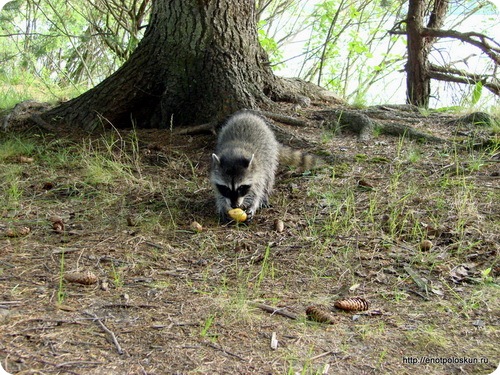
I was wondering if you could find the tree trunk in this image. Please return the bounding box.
[406,0,429,107]
[42,0,281,130]
[406,0,448,108]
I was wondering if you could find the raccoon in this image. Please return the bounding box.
[210,111,319,220]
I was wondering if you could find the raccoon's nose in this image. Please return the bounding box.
[230,199,242,209]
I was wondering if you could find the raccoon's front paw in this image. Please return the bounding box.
[218,209,233,224]
[245,209,256,222]
[219,213,232,224]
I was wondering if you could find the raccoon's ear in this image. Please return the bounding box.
[212,154,220,165]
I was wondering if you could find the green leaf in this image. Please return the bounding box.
[471,81,483,105]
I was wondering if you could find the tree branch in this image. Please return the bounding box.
[389,26,500,65]
[421,27,500,64]
[428,64,499,96]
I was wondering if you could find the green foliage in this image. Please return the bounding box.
[57,250,66,304]
[304,0,407,103]
[200,314,217,340]
[256,0,408,104]
[257,21,284,70]
[0,136,36,160]
[1,0,498,108]
[471,81,483,106]
[0,0,150,100]
[257,0,498,107]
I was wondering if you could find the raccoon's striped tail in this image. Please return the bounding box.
[278,145,323,171]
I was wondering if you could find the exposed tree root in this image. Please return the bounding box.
[271,77,345,106]
[173,109,308,135]
[251,110,307,127]
[445,111,496,127]
[3,99,495,155]
[1,100,54,132]
[376,122,447,143]
[316,108,448,143]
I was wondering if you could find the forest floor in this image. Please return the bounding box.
[0,103,499,375]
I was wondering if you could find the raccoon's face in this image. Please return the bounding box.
[215,183,251,209]
[212,153,254,209]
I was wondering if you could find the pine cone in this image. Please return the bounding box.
[6,227,31,237]
[64,271,98,285]
[305,305,337,324]
[334,297,370,311]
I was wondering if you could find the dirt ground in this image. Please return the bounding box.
[0,104,499,374]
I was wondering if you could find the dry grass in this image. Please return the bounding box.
[0,108,499,375]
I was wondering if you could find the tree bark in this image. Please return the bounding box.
[405,0,448,108]
[392,0,498,104]
[406,0,429,107]
[42,0,282,130]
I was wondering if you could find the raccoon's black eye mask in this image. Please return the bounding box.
[216,184,251,199]
[216,184,232,198]
[237,185,251,196]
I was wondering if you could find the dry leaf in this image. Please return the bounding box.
[349,283,361,292]
[450,265,469,283]
[126,215,137,227]
[18,156,34,163]
[357,179,374,190]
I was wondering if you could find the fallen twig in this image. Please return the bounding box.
[253,303,299,320]
[55,360,104,368]
[309,351,339,361]
[252,110,308,127]
[100,303,159,309]
[175,122,216,135]
[83,311,124,355]
[204,341,246,362]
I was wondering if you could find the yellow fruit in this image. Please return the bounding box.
[228,208,247,222]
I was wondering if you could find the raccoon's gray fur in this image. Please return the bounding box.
[210,111,319,220]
